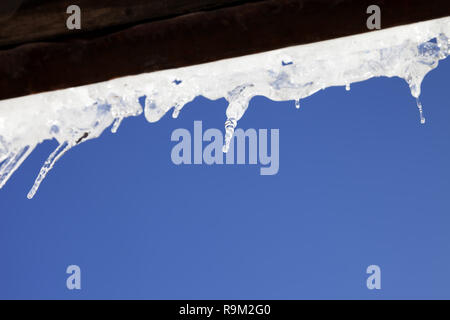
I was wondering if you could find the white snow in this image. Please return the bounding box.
[0,17,449,198]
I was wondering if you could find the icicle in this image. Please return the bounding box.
[108,93,142,133]
[172,104,181,118]
[295,99,301,109]
[111,117,123,133]
[416,98,426,124]
[27,141,72,199]
[0,146,32,189]
[222,118,237,153]
[0,17,448,198]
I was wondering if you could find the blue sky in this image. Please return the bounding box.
[0,58,449,300]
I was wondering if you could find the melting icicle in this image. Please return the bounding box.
[27,141,72,199]
[416,98,426,124]
[108,93,142,133]
[0,17,448,198]
[295,99,301,109]
[0,146,32,189]
[111,117,123,133]
[222,118,237,153]
[172,105,181,118]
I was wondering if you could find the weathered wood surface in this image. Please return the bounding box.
[0,0,250,48]
[0,0,449,101]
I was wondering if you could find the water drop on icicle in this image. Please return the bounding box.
[172,106,180,119]
[345,83,351,91]
[27,141,72,199]
[222,118,237,153]
[416,98,426,124]
[295,99,301,109]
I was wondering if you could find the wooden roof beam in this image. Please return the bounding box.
[1,0,449,101]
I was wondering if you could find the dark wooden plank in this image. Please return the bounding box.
[1,0,449,101]
[0,0,253,47]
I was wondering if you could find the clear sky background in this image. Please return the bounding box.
[0,57,449,300]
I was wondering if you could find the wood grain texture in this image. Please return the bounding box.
[0,0,449,101]
[0,0,251,47]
